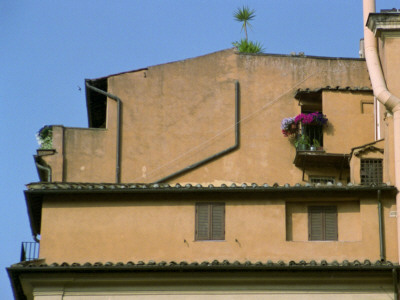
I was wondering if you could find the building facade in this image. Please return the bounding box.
[8,4,400,300]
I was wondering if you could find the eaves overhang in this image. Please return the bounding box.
[295,86,372,100]
[24,182,397,237]
[367,13,400,37]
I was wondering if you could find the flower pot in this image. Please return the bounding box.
[297,144,308,151]
[310,146,316,151]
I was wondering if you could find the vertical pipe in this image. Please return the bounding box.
[363,0,400,261]
[393,268,398,300]
[378,189,385,261]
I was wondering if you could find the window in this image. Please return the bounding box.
[309,176,335,185]
[302,123,323,147]
[308,206,338,241]
[195,203,225,240]
[361,159,383,185]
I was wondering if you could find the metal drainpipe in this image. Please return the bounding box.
[393,268,399,300]
[378,189,385,261]
[155,80,240,183]
[363,0,400,262]
[35,161,51,182]
[85,82,122,183]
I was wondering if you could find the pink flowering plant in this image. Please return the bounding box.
[294,112,328,126]
[281,112,328,140]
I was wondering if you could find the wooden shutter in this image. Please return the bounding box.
[309,206,324,240]
[324,206,338,241]
[211,203,225,240]
[195,203,225,240]
[195,203,210,240]
[309,206,337,241]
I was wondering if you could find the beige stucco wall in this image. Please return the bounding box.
[41,126,114,182]
[322,91,374,154]
[380,34,400,98]
[38,193,397,264]
[41,50,374,185]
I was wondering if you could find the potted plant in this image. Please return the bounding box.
[36,125,53,149]
[311,139,321,151]
[294,111,328,126]
[281,117,298,137]
[294,134,310,151]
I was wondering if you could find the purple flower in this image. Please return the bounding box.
[294,112,327,126]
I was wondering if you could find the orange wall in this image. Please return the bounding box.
[39,193,397,264]
[323,91,375,153]
[42,50,374,186]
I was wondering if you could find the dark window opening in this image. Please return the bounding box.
[308,206,338,241]
[86,78,107,128]
[309,176,335,185]
[195,203,225,241]
[361,159,383,185]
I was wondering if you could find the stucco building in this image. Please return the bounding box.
[8,3,400,299]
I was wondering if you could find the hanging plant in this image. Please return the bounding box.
[36,125,53,149]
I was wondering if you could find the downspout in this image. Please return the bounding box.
[155,81,240,183]
[363,0,400,261]
[85,81,122,183]
[35,161,51,182]
[393,268,398,300]
[378,189,385,261]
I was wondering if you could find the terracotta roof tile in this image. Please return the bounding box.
[10,259,396,270]
[25,182,395,191]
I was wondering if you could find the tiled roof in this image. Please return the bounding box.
[9,259,397,270]
[26,181,396,192]
[9,259,396,300]
[25,182,397,237]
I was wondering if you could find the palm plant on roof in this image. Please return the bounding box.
[233,6,255,41]
[232,6,263,54]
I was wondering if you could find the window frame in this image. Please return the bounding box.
[195,202,225,241]
[308,205,338,241]
[360,158,383,185]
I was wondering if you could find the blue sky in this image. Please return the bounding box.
[1,1,398,298]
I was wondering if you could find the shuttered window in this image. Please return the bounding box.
[308,206,338,241]
[195,203,225,240]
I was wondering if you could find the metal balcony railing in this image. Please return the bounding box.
[302,124,323,147]
[20,242,40,261]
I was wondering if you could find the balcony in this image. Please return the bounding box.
[20,242,40,262]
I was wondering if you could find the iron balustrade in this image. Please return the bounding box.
[20,242,40,261]
[302,124,323,147]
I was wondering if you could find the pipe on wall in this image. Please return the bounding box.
[85,82,122,183]
[377,189,385,261]
[393,268,399,300]
[363,0,400,111]
[155,81,240,183]
[35,161,51,182]
[363,0,400,262]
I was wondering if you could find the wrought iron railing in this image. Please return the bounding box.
[302,124,323,147]
[20,242,40,261]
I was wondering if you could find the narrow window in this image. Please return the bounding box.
[361,159,383,185]
[195,203,225,240]
[308,206,338,241]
